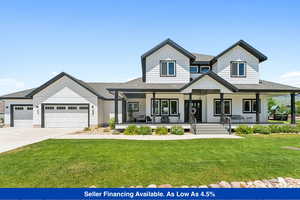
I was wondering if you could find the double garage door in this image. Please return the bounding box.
[43,104,89,128]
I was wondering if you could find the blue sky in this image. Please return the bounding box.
[0,0,300,95]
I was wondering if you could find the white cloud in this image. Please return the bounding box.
[279,71,300,87]
[0,78,25,95]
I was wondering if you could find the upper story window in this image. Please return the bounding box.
[160,60,176,77]
[200,66,210,73]
[231,61,246,77]
[190,66,198,73]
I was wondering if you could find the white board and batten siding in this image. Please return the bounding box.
[213,46,260,84]
[145,44,190,83]
[33,76,98,128]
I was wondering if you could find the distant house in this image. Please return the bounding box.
[0,39,299,133]
[0,101,4,123]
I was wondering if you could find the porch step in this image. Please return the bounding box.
[193,124,229,135]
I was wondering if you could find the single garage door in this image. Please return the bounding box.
[44,104,89,128]
[13,105,33,127]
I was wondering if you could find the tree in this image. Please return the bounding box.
[296,101,300,115]
[267,98,278,112]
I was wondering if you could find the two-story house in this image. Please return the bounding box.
[1,39,299,133]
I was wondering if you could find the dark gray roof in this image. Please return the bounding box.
[0,88,35,99]
[234,80,300,92]
[106,77,185,92]
[1,75,299,100]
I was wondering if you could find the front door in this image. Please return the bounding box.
[184,100,202,123]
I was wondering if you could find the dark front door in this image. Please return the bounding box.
[184,100,202,123]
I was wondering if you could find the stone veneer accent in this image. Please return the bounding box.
[89,177,300,188]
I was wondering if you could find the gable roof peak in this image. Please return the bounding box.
[211,40,267,64]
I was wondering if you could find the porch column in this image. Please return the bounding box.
[189,93,192,123]
[256,93,260,124]
[220,93,224,124]
[122,98,126,123]
[152,92,156,123]
[291,93,296,124]
[114,90,119,124]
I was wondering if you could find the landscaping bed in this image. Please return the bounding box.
[1,135,300,187]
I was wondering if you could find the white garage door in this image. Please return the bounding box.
[44,105,89,128]
[13,105,33,127]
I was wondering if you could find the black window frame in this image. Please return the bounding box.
[242,99,261,113]
[151,98,179,116]
[213,99,232,116]
[160,60,176,77]
[128,102,139,112]
[230,61,247,78]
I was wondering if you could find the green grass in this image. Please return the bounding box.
[1,135,300,187]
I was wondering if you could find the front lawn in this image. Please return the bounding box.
[1,135,300,187]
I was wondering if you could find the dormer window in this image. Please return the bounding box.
[160,60,176,77]
[200,66,210,73]
[231,61,246,77]
[190,66,198,73]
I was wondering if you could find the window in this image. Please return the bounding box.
[243,100,252,113]
[242,99,260,113]
[14,106,24,110]
[151,99,179,116]
[170,100,178,115]
[45,106,54,110]
[128,102,139,112]
[231,61,246,77]
[200,66,210,73]
[56,106,66,110]
[151,100,160,115]
[214,99,232,116]
[68,106,77,110]
[161,100,169,115]
[190,66,198,73]
[27,106,33,110]
[160,60,176,76]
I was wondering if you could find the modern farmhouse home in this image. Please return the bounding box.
[1,39,299,133]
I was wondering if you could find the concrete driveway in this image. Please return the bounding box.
[0,128,80,153]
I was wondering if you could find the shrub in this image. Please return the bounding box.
[103,128,110,132]
[253,125,271,134]
[170,126,184,135]
[83,127,91,131]
[279,125,298,133]
[108,118,115,129]
[124,125,139,135]
[138,126,152,135]
[269,125,282,133]
[112,130,120,135]
[155,126,168,135]
[235,125,253,134]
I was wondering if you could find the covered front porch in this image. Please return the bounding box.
[112,89,297,130]
[108,73,298,131]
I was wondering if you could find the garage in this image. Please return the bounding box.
[43,104,89,128]
[11,105,33,127]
